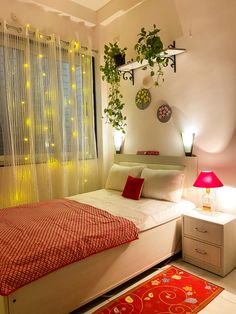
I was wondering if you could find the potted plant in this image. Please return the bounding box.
[134,24,168,86]
[100,42,127,133]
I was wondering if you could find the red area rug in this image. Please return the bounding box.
[94,265,223,313]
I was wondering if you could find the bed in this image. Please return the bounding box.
[0,154,198,314]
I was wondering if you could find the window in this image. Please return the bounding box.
[0,36,97,164]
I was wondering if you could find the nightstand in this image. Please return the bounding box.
[182,209,236,277]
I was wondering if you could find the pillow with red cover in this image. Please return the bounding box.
[122,176,145,200]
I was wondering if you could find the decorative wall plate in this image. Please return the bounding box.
[157,104,172,123]
[135,88,151,110]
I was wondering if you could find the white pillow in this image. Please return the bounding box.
[141,168,185,203]
[105,164,145,191]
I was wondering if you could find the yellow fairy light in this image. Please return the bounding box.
[51,143,55,147]
[26,80,30,88]
[45,107,55,117]
[42,72,46,77]
[23,137,29,142]
[68,100,71,105]
[24,156,29,161]
[69,49,73,53]
[23,63,29,68]
[39,34,43,39]
[72,83,76,90]
[38,54,43,59]
[64,161,73,170]
[71,117,74,121]
[82,54,85,58]
[47,159,59,169]
[21,101,25,105]
[72,131,77,137]
[83,71,86,74]
[44,126,48,131]
[74,41,79,50]
[26,118,31,127]
[84,179,88,183]
[71,66,75,72]
[26,24,30,28]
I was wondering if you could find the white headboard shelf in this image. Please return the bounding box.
[114,154,198,203]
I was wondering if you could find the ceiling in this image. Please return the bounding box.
[18,0,146,27]
[71,0,112,11]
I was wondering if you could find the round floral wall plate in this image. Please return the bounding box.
[157,104,172,123]
[135,88,151,110]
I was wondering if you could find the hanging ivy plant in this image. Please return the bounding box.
[100,42,127,133]
[134,24,168,86]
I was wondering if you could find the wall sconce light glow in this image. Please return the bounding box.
[182,132,195,156]
[218,186,236,213]
[113,131,124,154]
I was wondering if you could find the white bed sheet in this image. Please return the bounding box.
[68,189,195,232]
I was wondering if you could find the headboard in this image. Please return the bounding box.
[114,154,198,203]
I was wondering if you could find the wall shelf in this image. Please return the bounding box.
[118,41,185,85]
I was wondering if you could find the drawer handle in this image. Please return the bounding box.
[195,248,207,255]
[195,227,207,233]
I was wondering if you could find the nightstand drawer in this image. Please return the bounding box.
[184,216,223,245]
[183,237,221,268]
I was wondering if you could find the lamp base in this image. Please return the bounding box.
[202,205,212,212]
[201,188,215,212]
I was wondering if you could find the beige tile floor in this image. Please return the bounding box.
[72,257,236,313]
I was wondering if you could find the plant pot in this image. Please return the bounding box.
[114,53,125,67]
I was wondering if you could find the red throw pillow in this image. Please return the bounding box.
[122,176,145,200]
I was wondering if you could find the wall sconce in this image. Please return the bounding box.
[181,132,195,156]
[193,171,224,212]
[113,131,124,154]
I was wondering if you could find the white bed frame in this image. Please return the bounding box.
[0,155,198,314]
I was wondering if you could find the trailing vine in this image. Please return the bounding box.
[100,42,127,133]
[101,26,168,131]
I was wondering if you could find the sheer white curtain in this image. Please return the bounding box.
[0,21,99,208]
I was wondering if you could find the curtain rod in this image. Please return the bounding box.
[0,21,98,54]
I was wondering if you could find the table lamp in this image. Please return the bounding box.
[193,171,223,212]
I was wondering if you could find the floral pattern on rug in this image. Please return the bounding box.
[94,265,223,314]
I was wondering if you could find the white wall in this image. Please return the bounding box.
[0,0,94,45]
[98,0,236,213]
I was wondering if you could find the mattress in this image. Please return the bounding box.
[68,189,195,232]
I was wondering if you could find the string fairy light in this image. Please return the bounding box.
[26,118,31,127]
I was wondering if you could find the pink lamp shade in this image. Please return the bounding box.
[193,171,223,188]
